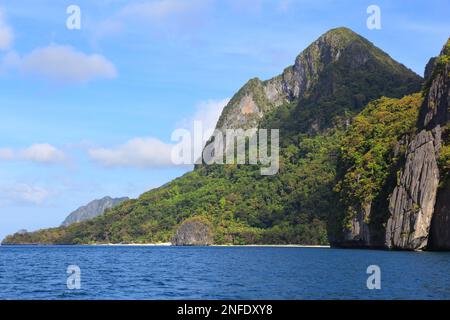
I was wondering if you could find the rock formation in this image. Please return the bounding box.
[385,39,449,250]
[61,196,129,226]
[215,27,420,132]
[172,217,214,246]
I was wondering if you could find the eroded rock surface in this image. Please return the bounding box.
[172,218,213,246]
[385,130,440,249]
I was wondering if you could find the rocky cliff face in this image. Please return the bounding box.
[385,40,449,250]
[427,40,450,250]
[385,130,441,249]
[430,183,450,249]
[339,39,449,250]
[0,27,430,247]
[215,27,420,132]
[61,196,129,226]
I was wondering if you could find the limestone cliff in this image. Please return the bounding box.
[0,27,427,247]
[336,39,449,250]
[215,27,420,132]
[385,130,441,249]
[61,196,129,226]
[385,39,449,250]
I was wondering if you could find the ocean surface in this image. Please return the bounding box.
[0,245,449,300]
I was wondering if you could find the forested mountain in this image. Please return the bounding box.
[6,28,444,250]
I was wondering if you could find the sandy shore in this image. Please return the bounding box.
[87,243,330,248]
[88,242,172,246]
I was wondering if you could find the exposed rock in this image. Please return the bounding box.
[424,57,437,82]
[172,218,214,246]
[215,27,421,132]
[428,40,450,250]
[421,59,449,130]
[341,203,372,248]
[61,196,129,226]
[385,39,449,250]
[429,183,450,250]
[385,130,440,250]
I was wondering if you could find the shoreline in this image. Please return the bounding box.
[81,243,331,248]
[1,243,331,248]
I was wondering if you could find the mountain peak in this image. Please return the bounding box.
[319,27,361,43]
[216,28,422,131]
[61,196,129,227]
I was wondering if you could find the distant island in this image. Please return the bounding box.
[3,28,449,251]
[61,196,129,227]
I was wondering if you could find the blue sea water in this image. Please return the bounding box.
[0,245,449,300]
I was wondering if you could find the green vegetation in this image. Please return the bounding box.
[5,125,338,245]
[2,28,424,246]
[333,94,423,234]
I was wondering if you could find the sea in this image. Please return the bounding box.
[0,245,449,300]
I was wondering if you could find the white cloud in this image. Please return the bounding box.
[0,183,50,205]
[179,98,230,131]
[89,137,174,168]
[20,144,66,163]
[13,45,117,83]
[0,143,66,164]
[88,98,229,169]
[0,7,115,83]
[0,9,13,50]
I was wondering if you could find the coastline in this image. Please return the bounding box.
[1,243,331,248]
[85,243,331,248]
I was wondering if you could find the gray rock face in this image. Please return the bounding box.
[385,39,449,250]
[215,27,414,132]
[424,57,437,82]
[61,196,129,226]
[427,42,450,250]
[172,219,213,246]
[344,203,372,247]
[385,130,440,250]
[422,60,449,130]
[430,183,450,250]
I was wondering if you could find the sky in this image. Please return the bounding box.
[0,0,449,240]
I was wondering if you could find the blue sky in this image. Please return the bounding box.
[0,0,449,240]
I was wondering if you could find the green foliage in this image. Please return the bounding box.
[2,30,424,246]
[4,127,339,246]
[335,94,423,229]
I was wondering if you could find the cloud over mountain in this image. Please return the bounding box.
[10,45,117,84]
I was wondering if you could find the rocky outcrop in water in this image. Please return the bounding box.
[171,217,214,246]
[0,28,430,247]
